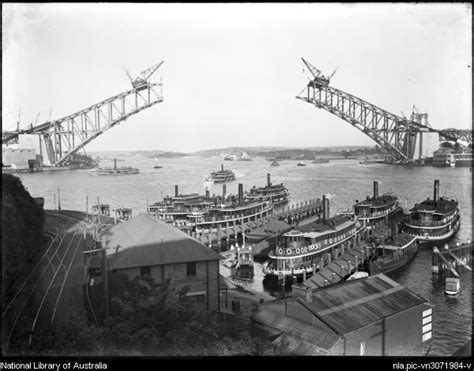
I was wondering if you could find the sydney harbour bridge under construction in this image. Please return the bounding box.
[2,58,472,166]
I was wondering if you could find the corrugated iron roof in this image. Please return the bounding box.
[100,213,221,270]
[304,274,427,334]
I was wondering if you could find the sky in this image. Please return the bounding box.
[2,3,472,152]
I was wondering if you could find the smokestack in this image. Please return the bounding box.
[322,194,330,221]
[238,183,243,205]
[391,221,398,238]
[223,184,226,198]
[205,189,210,199]
[175,185,179,197]
[221,164,224,172]
[373,181,379,199]
[114,158,117,170]
[267,173,271,187]
[433,180,439,203]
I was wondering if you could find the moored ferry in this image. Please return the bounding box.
[209,164,236,183]
[340,181,403,227]
[368,232,419,275]
[147,183,273,231]
[246,174,290,205]
[402,180,461,244]
[263,194,364,281]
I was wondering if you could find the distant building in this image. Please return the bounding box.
[94,213,223,311]
[433,148,473,167]
[252,274,432,356]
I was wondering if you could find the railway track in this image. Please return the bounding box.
[3,211,90,352]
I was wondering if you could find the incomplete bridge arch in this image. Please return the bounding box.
[297,58,471,162]
[2,62,164,166]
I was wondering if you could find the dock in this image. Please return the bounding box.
[303,244,369,289]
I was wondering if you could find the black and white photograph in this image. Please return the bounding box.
[2,2,472,363]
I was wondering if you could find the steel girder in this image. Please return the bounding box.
[296,84,419,161]
[440,129,472,144]
[3,83,163,166]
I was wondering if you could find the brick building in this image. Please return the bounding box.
[96,213,222,311]
[252,274,432,356]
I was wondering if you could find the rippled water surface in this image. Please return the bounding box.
[17,156,472,356]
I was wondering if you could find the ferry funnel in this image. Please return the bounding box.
[221,164,224,172]
[175,185,179,197]
[373,181,379,199]
[223,184,226,198]
[323,194,330,221]
[267,173,271,187]
[238,183,243,205]
[433,180,439,203]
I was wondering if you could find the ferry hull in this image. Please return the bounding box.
[369,244,418,275]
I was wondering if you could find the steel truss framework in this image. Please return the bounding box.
[297,69,472,161]
[3,83,163,166]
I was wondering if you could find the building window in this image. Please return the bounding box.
[140,266,151,277]
[360,341,365,356]
[186,262,197,277]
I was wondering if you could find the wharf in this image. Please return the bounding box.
[304,244,369,289]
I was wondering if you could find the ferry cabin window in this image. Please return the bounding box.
[140,266,151,277]
[186,262,197,277]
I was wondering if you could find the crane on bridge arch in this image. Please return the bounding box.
[2,61,165,167]
[297,58,471,162]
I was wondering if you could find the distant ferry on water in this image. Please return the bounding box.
[402,180,461,244]
[246,174,289,205]
[89,159,139,175]
[263,194,364,282]
[147,183,273,231]
[208,164,236,183]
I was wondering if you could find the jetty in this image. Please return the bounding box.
[432,241,472,275]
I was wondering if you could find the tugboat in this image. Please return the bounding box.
[246,174,290,205]
[209,164,236,183]
[229,243,254,280]
[263,194,364,285]
[402,180,461,245]
[445,277,461,295]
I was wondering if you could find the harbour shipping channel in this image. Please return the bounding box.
[16,155,472,357]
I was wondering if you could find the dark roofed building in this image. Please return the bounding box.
[97,213,222,311]
[252,274,432,356]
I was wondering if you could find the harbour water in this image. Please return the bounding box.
[16,155,472,356]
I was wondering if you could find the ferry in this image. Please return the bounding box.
[237,152,252,161]
[402,180,461,244]
[368,233,419,275]
[224,154,236,161]
[340,181,403,227]
[245,174,290,205]
[209,164,236,183]
[147,184,273,231]
[89,159,139,175]
[228,243,254,280]
[270,160,280,167]
[297,162,306,167]
[312,158,329,164]
[263,195,364,281]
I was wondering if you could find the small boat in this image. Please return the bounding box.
[153,165,162,169]
[445,277,461,295]
[229,243,254,280]
[297,162,306,167]
[346,271,369,281]
[270,160,280,167]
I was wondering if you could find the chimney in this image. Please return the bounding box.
[238,183,243,205]
[373,181,379,199]
[267,173,271,187]
[433,180,439,203]
[175,185,179,197]
[221,164,224,172]
[223,184,226,198]
[322,194,330,221]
